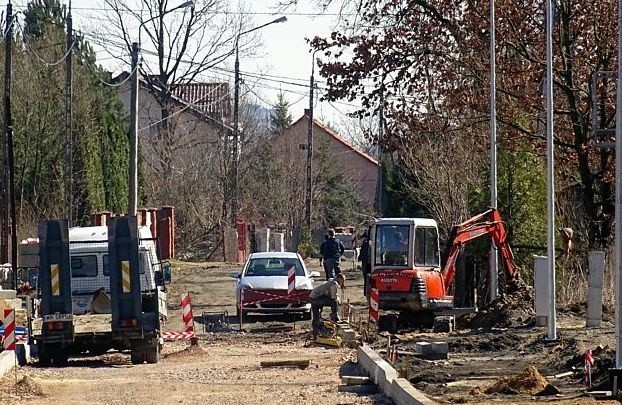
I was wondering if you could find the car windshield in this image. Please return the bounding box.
[244,257,304,277]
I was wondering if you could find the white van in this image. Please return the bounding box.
[69,225,161,314]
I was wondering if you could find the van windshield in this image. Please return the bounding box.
[103,254,145,275]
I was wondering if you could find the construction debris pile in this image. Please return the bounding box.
[0,375,45,399]
[164,344,208,361]
[483,366,549,395]
[458,278,535,329]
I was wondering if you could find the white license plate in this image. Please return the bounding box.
[42,313,73,322]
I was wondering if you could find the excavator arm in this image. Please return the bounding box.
[441,208,519,290]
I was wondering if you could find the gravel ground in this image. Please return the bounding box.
[0,334,386,405]
[0,259,387,405]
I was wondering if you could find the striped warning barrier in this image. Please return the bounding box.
[162,331,196,341]
[287,264,296,295]
[51,264,60,296]
[181,292,195,333]
[369,288,379,323]
[121,260,131,293]
[239,288,309,306]
[583,349,595,387]
[3,309,15,350]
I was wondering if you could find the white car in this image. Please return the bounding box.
[231,252,321,318]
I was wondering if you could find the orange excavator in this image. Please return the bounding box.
[368,208,520,332]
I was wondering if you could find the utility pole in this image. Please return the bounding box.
[489,0,499,300]
[615,0,622,369]
[65,1,73,225]
[1,2,12,264]
[231,46,240,224]
[374,89,384,216]
[128,42,139,217]
[305,52,316,230]
[545,0,557,341]
[231,17,287,225]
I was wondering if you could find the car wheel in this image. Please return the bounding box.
[301,311,312,321]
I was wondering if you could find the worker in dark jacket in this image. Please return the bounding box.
[309,273,345,339]
[358,232,371,296]
[320,229,345,280]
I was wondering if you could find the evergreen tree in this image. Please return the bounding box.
[11,0,129,227]
[269,92,292,135]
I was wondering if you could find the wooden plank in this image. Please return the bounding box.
[252,325,294,333]
[260,359,310,369]
[341,375,371,385]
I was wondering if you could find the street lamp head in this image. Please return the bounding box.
[273,16,287,24]
[178,1,194,8]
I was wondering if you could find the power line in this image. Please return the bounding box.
[1,4,356,18]
[136,62,232,132]
[84,58,137,88]
[17,23,76,67]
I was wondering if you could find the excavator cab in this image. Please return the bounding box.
[369,218,449,316]
[371,218,441,272]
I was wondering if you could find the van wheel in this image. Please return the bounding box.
[38,352,51,367]
[130,349,143,364]
[51,350,68,367]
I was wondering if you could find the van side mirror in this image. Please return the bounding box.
[162,262,172,284]
[155,271,164,286]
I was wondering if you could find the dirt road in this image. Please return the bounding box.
[0,259,384,405]
[3,256,616,404]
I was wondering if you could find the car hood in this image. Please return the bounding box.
[240,276,313,290]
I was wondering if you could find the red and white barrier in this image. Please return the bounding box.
[162,331,196,341]
[287,264,296,295]
[369,288,379,323]
[161,292,197,341]
[3,309,15,350]
[181,292,195,334]
[239,288,309,306]
[583,349,595,387]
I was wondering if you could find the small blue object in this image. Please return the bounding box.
[0,326,28,335]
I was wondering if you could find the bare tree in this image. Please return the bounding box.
[101,0,237,168]
[95,1,271,255]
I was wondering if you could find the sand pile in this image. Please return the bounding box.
[1,376,45,398]
[164,344,208,360]
[484,366,548,395]
[458,277,534,329]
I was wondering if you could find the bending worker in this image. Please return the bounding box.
[309,273,346,339]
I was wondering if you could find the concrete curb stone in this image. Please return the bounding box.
[0,344,31,379]
[357,344,438,405]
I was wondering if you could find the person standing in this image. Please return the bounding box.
[358,231,371,296]
[320,229,345,280]
[309,273,345,339]
[319,234,328,267]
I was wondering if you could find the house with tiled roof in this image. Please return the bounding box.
[113,72,233,177]
[276,111,379,209]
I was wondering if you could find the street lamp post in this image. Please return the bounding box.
[305,49,318,229]
[231,16,287,224]
[128,1,194,216]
